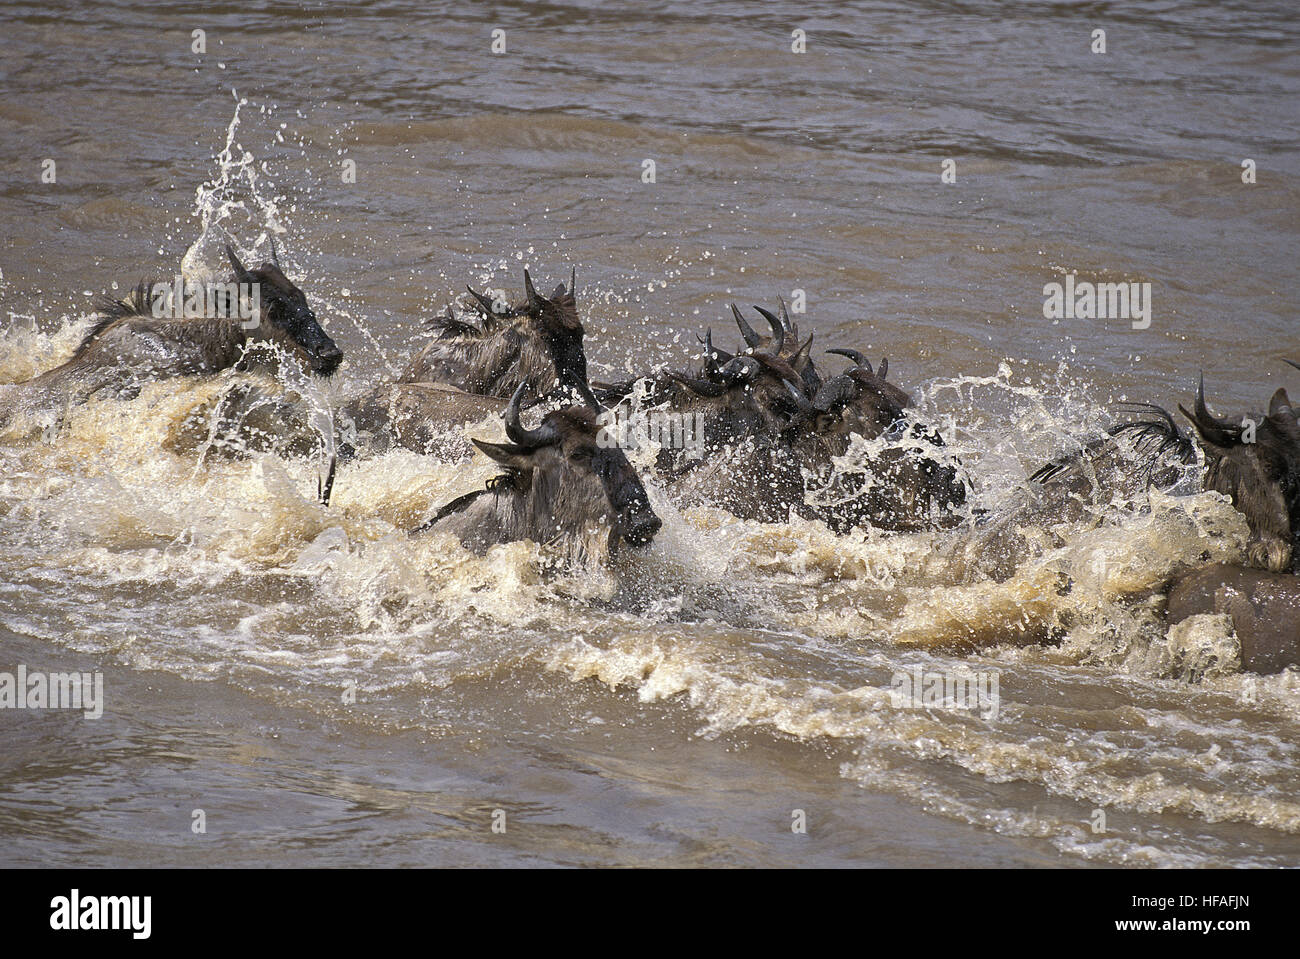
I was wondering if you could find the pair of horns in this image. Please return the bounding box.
[1181,365,1300,447]
[466,267,578,322]
[524,266,576,307]
[731,303,785,355]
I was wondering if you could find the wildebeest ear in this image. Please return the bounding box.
[1268,387,1296,422]
[471,438,536,471]
[550,286,581,331]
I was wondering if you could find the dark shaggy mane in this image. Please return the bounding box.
[82,279,153,354]
[1029,402,1196,484]
[1108,402,1197,469]
[421,306,488,341]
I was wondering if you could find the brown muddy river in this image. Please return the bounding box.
[1,1,1298,867]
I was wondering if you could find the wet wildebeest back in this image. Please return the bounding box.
[413,384,661,563]
[337,383,506,460]
[397,268,596,405]
[0,243,342,434]
[1167,564,1300,673]
[785,350,968,532]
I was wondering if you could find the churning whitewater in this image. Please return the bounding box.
[3,0,1299,870]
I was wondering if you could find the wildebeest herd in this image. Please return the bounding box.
[2,242,1297,674]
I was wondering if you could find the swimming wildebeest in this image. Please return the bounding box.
[179,268,598,468]
[1030,369,1300,673]
[1034,372,1299,574]
[412,383,662,563]
[397,267,597,405]
[782,348,969,532]
[340,269,594,458]
[598,301,967,531]
[0,243,342,433]
[1161,372,1300,673]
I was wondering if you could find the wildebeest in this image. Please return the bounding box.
[599,302,967,531]
[341,269,594,458]
[1032,372,1300,574]
[783,350,969,532]
[1177,372,1300,574]
[1028,368,1300,673]
[412,383,662,563]
[0,243,342,433]
[1162,372,1300,673]
[173,268,602,479]
[397,268,597,406]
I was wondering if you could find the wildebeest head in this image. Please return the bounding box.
[784,352,969,531]
[449,268,596,405]
[521,268,598,407]
[427,385,662,554]
[226,243,343,377]
[661,309,820,449]
[1179,371,1300,573]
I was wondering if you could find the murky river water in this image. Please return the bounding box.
[1,0,1298,867]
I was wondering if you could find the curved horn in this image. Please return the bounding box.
[878,357,888,380]
[1194,372,1226,428]
[225,243,252,281]
[751,305,786,355]
[1284,359,1300,374]
[784,379,812,414]
[791,332,814,369]
[503,383,559,447]
[731,303,760,349]
[827,348,872,375]
[670,373,728,397]
[778,295,797,339]
[269,237,282,268]
[674,356,758,396]
[810,375,858,414]
[569,266,576,296]
[1178,373,1240,448]
[465,285,499,316]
